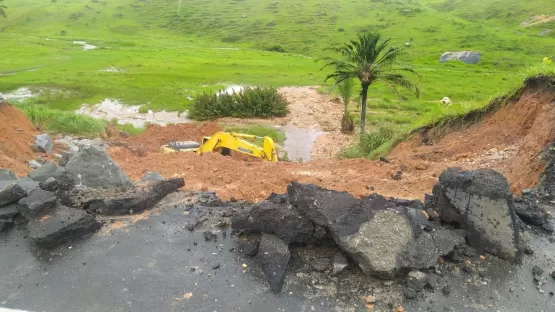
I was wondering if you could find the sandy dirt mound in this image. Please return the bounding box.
[108,79,555,202]
[0,102,37,176]
[390,83,555,194]
[112,122,223,153]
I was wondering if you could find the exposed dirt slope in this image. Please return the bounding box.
[108,78,555,202]
[390,79,555,194]
[0,102,37,176]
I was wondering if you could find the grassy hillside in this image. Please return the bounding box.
[1,0,554,127]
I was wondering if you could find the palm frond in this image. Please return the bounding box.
[378,73,421,98]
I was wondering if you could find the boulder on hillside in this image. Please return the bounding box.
[65,146,132,189]
[28,163,66,183]
[17,189,57,220]
[427,168,522,263]
[0,169,18,181]
[440,51,481,64]
[35,134,53,154]
[28,205,102,248]
[232,201,317,243]
[287,183,465,278]
[256,234,291,294]
[0,184,27,207]
[69,178,185,215]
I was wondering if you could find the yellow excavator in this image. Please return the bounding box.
[160,131,278,162]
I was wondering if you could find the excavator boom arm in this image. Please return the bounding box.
[197,132,278,162]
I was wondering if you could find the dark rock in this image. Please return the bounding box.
[532,265,544,277]
[203,230,217,241]
[429,168,522,262]
[447,245,478,263]
[140,172,164,182]
[17,189,57,220]
[310,258,330,272]
[212,263,220,270]
[28,163,66,183]
[231,201,315,244]
[0,180,40,195]
[461,266,473,275]
[35,134,53,154]
[550,271,555,279]
[524,246,534,255]
[256,234,290,294]
[542,221,554,233]
[65,146,132,188]
[40,177,59,192]
[0,183,27,207]
[407,270,428,291]
[403,287,418,299]
[28,205,102,248]
[0,169,18,181]
[237,232,261,256]
[69,178,184,215]
[332,251,349,275]
[0,204,20,220]
[426,273,439,290]
[58,152,73,167]
[442,285,451,296]
[0,219,14,232]
[288,182,461,278]
[265,192,288,204]
[379,156,390,163]
[514,199,549,226]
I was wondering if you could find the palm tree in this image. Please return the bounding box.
[337,77,355,133]
[322,32,420,134]
[0,0,6,18]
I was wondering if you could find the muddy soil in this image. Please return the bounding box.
[0,102,38,176]
[108,84,555,202]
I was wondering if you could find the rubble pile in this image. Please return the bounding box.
[232,168,527,294]
[0,146,184,248]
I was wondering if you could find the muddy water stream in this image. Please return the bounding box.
[278,126,323,162]
[76,99,192,127]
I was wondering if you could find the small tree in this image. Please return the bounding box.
[322,32,420,135]
[0,0,6,18]
[337,78,355,133]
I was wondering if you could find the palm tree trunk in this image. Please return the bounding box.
[360,84,369,135]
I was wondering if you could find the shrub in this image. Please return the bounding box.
[138,105,149,114]
[189,87,289,120]
[264,44,286,53]
[16,103,106,137]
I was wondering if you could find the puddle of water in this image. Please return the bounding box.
[3,87,34,100]
[278,126,323,162]
[76,99,192,127]
[73,41,97,50]
[99,67,124,73]
[216,85,245,96]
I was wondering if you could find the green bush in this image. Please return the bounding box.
[341,123,407,159]
[16,103,107,137]
[224,125,286,144]
[189,87,289,120]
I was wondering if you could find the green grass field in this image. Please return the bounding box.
[1,0,554,149]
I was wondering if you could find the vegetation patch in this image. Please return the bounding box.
[189,87,289,120]
[223,124,286,144]
[17,103,107,137]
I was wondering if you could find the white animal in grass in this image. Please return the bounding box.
[441,97,451,105]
